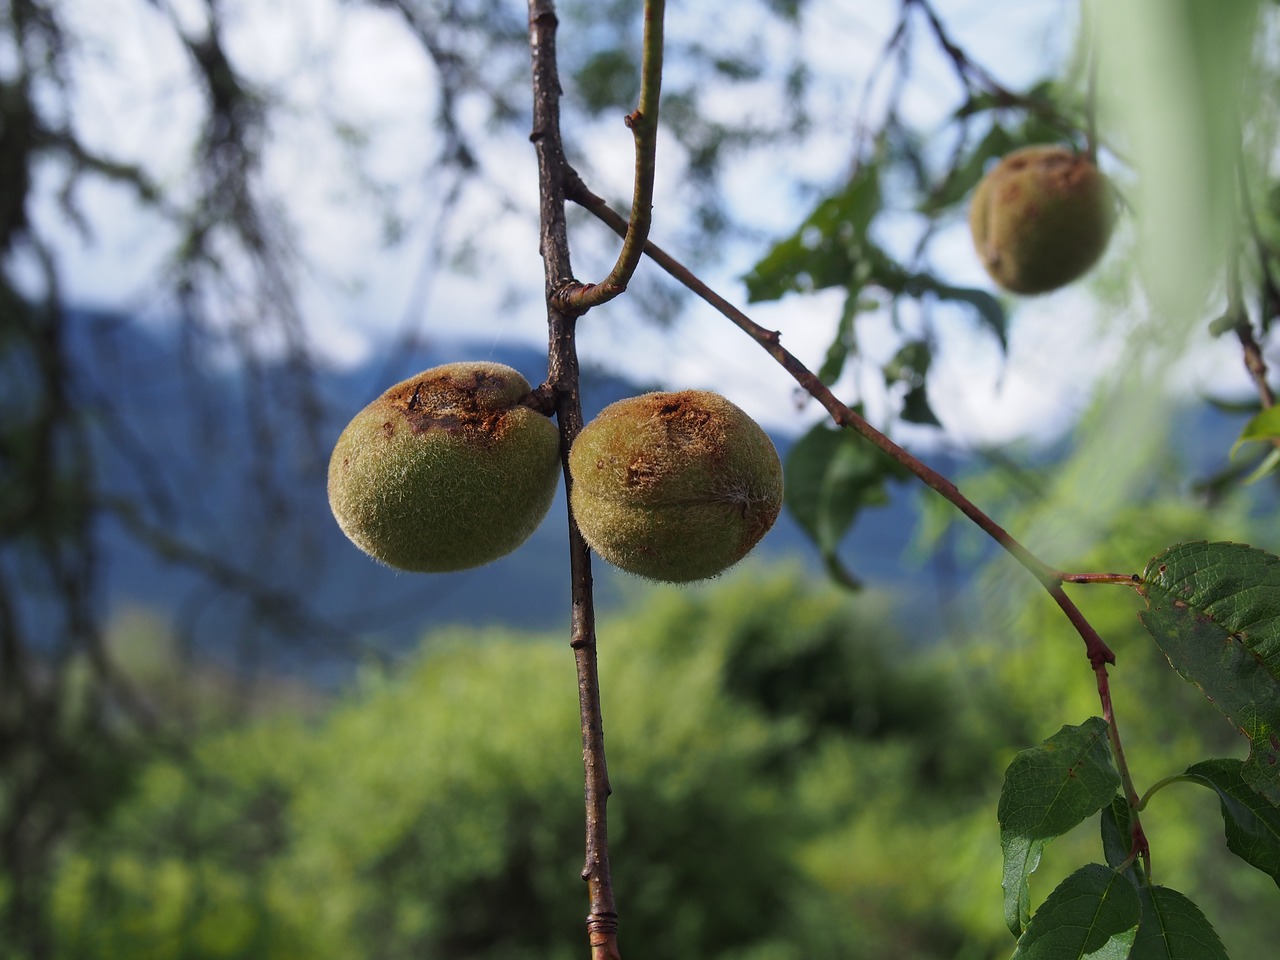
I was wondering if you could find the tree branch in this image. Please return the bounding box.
[527,4,620,957]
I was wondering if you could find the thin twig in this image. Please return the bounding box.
[562,0,665,313]
[527,3,620,957]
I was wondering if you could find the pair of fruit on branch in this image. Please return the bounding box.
[327,362,785,583]
[328,143,1115,581]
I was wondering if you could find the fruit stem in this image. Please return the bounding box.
[528,4,622,957]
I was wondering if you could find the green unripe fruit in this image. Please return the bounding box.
[569,390,783,583]
[969,144,1116,295]
[327,361,560,572]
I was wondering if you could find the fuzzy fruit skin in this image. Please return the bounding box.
[327,362,560,572]
[969,145,1115,295]
[569,390,783,583]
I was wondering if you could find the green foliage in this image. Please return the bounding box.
[999,719,1122,937]
[1010,864,1141,959]
[44,546,1280,959]
[1182,759,1280,888]
[1138,541,1280,803]
[782,421,909,588]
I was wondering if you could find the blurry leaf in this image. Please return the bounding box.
[1138,541,1280,803]
[1229,405,1280,458]
[1099,795,1144,886]
[882,340,931,385]
[817,290,860,386]
[1131,885,1229,960]
[900,384,941,426]
[783,421,907,590]
[899,274,1008,351]
[956,79,1057,119]
[573,48,639,114]
[1241,447,1280,485]
[1010,864,1140,959]
[743,163,881,303]
[919,123,1014,215]
[1185,758,1280,886]
[999,718,1122,936]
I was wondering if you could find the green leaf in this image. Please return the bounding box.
[1184,758,1280,886]
[1011,864,1141,959]
[881,340,942,426]
[782,422,907,590]
[1229,405,1280,458]
[743,164,881,303]
[1138,541,1280,803]
[900,384,941,426]
[1131,885,1230,960]
[919,123,1015,215]
[999,718,1123,936]
[1240,446,1280,485]
[1099,796,1144,886]
[900,274,1008,351]
[816,290,860,386]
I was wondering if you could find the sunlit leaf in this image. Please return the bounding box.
[1229,405,1280,458]
[1138,541,1280,803]
[1185,758,1280,886]
[1010,864,1140,959]
[1130,885,1229,960]
[999,718,1122,936]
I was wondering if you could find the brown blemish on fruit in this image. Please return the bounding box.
[384,368,515,446]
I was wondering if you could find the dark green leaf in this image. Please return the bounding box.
[1185,758,1280,886]
[1011,864,1141,959]
[999,718,1122,936]
[1139,541,1280,803]
[900,384,941,426]
[1100,795,1144,886]
[1131,885,1229,960]
[783,422,907,590]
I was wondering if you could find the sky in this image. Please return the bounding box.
[25,0,1263,447]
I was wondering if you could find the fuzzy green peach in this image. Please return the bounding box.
[569,390,783,583]
[969,145,1115,295]
[327,361,560,572]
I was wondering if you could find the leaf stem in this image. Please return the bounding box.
[527,5,621,957]
[1136,773,1195,811]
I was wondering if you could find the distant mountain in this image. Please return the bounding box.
[51,311,1265,680]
